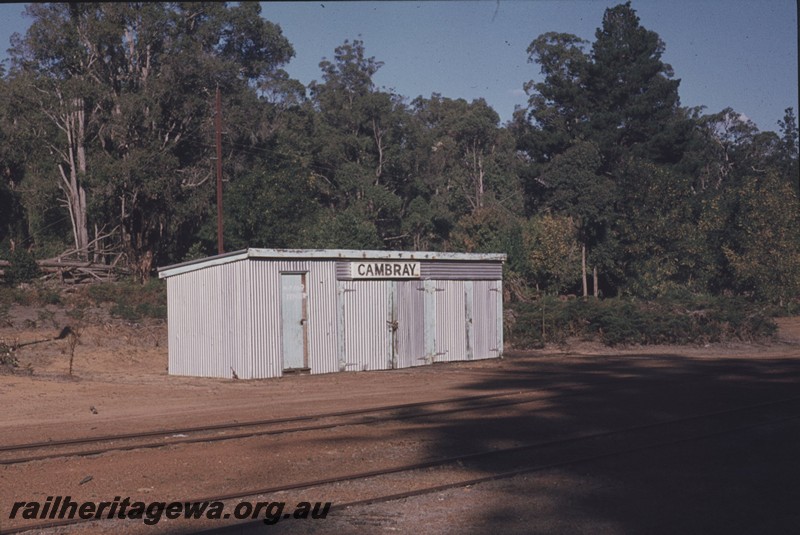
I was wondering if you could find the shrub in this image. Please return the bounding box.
[506,294,777,348]
[88,278,167,321]
[1,340,17,368]
[4,249,40,285]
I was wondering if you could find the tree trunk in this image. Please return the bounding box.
[581,243,588,298]
[372,117,384,184]
[475,143,485,210]
[593,266,598,298]
[59,97,90,260]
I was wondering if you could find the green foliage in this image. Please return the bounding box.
[87,279,167,321]
[7,2,297,274]
[611,158,705,297]
[0,285,29,308]
[507,294,776,348]
[523,213,581,294]
[35,286,62,306]
[306,208,385,250]
[721,171,800,303]
[224,168,319,250]
[2,249,40,285]
[588,2,685,164]
[0,1,795,312]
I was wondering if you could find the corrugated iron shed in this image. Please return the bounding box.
[158,248,505,379]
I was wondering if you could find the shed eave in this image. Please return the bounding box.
[246,248,507,262]
[157,249,249,279]
[158,248,507,278]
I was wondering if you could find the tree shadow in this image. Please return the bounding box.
[194,350,800,534]
[399,350,800,534]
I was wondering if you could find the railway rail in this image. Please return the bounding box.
[0,370,732,466]
[5,394,799,534]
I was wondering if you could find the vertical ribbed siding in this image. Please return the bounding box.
[164,252,503,380]
[464,281,474,360]
[167,260,249,379]
[495,280,504,357]
[249,260,282,378]
[305,262,339,375]
[249,260,340,377]
[472,280,500,360]
[395,280,425,368]
[434,281,467,362]
[166,278,185,375]
[340,280,391,371]
[227,260,251,378]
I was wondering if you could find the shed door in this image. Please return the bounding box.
[341,281,392,371]
[473,280,501,359]
[280,273,308,370]
[394,281,425,368]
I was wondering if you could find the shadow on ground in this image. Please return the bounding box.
[198,350,800,535]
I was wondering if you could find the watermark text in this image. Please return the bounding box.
[9,496,331,526]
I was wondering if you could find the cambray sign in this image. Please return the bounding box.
[350,261,421,279]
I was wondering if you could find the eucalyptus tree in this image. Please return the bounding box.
[305,39,410,248]
[7,2,295,275]
[721,168,800,303]
[688,107,800,301]
[536,141,612,296]
[406,94,523,251]
[0,74,31,249]
[777,107,799,187]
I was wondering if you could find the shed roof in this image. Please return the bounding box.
[158,248,507,279]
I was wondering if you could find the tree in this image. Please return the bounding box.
[8,2,296,275]
[522,32,590,159]
[587,2,687,165]
[7,3,99,257]
[612,158,705,297]
[0,75,32,250]
[517,2,696,297]
[523,213,581,294]
[537,141,612,297]
[306,39,409,248]
[406,94,523,251]
[777,107,799,187]
[722,170,800,303]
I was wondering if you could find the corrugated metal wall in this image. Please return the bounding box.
[305,262,339,374]
[247,260,283,378]
[340,280,392,371]
[472,280,501,359]
[248,260,340,378]
[395,280,425,368]
[422,262,502,280]
[435,280,468,362]
[165,253,503,379]
[167,260,250,379]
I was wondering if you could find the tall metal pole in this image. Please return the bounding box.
[215,85,224,254]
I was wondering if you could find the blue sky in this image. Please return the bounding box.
[1,1,797,132]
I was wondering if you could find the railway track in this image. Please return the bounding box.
[0,371,729,466]
[5,394,799,534]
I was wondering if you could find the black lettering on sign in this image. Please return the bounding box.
[350,262,421,279]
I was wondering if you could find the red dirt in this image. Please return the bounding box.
[2,308,799,534]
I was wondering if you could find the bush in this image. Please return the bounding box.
[1,340,18,368]
[3,249,40,285]
[88,278,167,321]
[506,294,777,348]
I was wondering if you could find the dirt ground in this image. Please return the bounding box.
[1,302,799,534]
